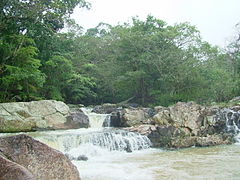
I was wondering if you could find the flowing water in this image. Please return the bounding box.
[1,108,240,180]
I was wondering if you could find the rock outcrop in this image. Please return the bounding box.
[0,134,80,180]
[117,107,154,127]
[122,102,238,148]
[128,124,234,148]
[0,100,89,132]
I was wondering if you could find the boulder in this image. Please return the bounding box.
[147,125,191,147]
[106,111,122,127]
[168,102,207,135]
[137,124,234,148]
[152,102,219,136]
[195,134,234,147]
[169,134,234,148]
[121,108,152,127]
[152,106,172,125]
[65,154,88,161]
[169,136,197,149]
[66,109,89,128]
[0,100,89,132]
[0,134,80,180]
[0,155,35,180]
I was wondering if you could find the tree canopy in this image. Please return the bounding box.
[0,1,239,106]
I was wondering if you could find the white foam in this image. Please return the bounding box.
[235,133,240,145]
[72,148,156,180]
[81,107,109,128]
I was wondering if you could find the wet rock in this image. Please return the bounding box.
[66,109,90,128]
[169,136,197,149]
[108,112,121,127]
[147,125,190,147]
[169,133,234,148]
[66,154,88,161]
[0,134,80,180]
[124,139,133,153]
[147,126,234,149]
[195,134,234,147]
[104,110,125,127]
[77,155,88,161]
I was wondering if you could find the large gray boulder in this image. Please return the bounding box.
[169,102,207,135]
[152,102,216,136]
[0,134,81,180]
[0,100,89,132]
[121,108,153,127]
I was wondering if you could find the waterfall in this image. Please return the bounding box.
[102,115,111,127]
[80,108,110,128]
[31,107,152,157]
[218,108,240,133]
[216,108,240,142]
[225,109,240,133]
[34,129,151,153]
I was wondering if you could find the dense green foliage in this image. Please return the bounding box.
[1,1,239,106]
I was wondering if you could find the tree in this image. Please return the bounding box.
[0,0,91,103]
[77,15,235,106]
[0,35,45,102]
[0,0,90,36]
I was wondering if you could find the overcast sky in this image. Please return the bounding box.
[71,0,240,47]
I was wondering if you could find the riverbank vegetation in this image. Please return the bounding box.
[1,0,240,106]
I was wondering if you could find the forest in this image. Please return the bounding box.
[0,0,240,106]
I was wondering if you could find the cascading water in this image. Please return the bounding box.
[33,129,151,153]
[32,108,152,155]
[215,108,240,142]
[0,108,153,179]
[224,109,240,133]
[80,108,110,128]
[29,107,153,179]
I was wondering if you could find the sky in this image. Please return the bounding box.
[71,0,240,48]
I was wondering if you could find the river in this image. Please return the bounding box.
[1,108,240,180]
[73,144,240,180]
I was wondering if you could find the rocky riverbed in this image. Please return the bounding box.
[0,99,240,179]
[92,101,240,148]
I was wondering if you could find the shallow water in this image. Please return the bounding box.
[71,144,240,180]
